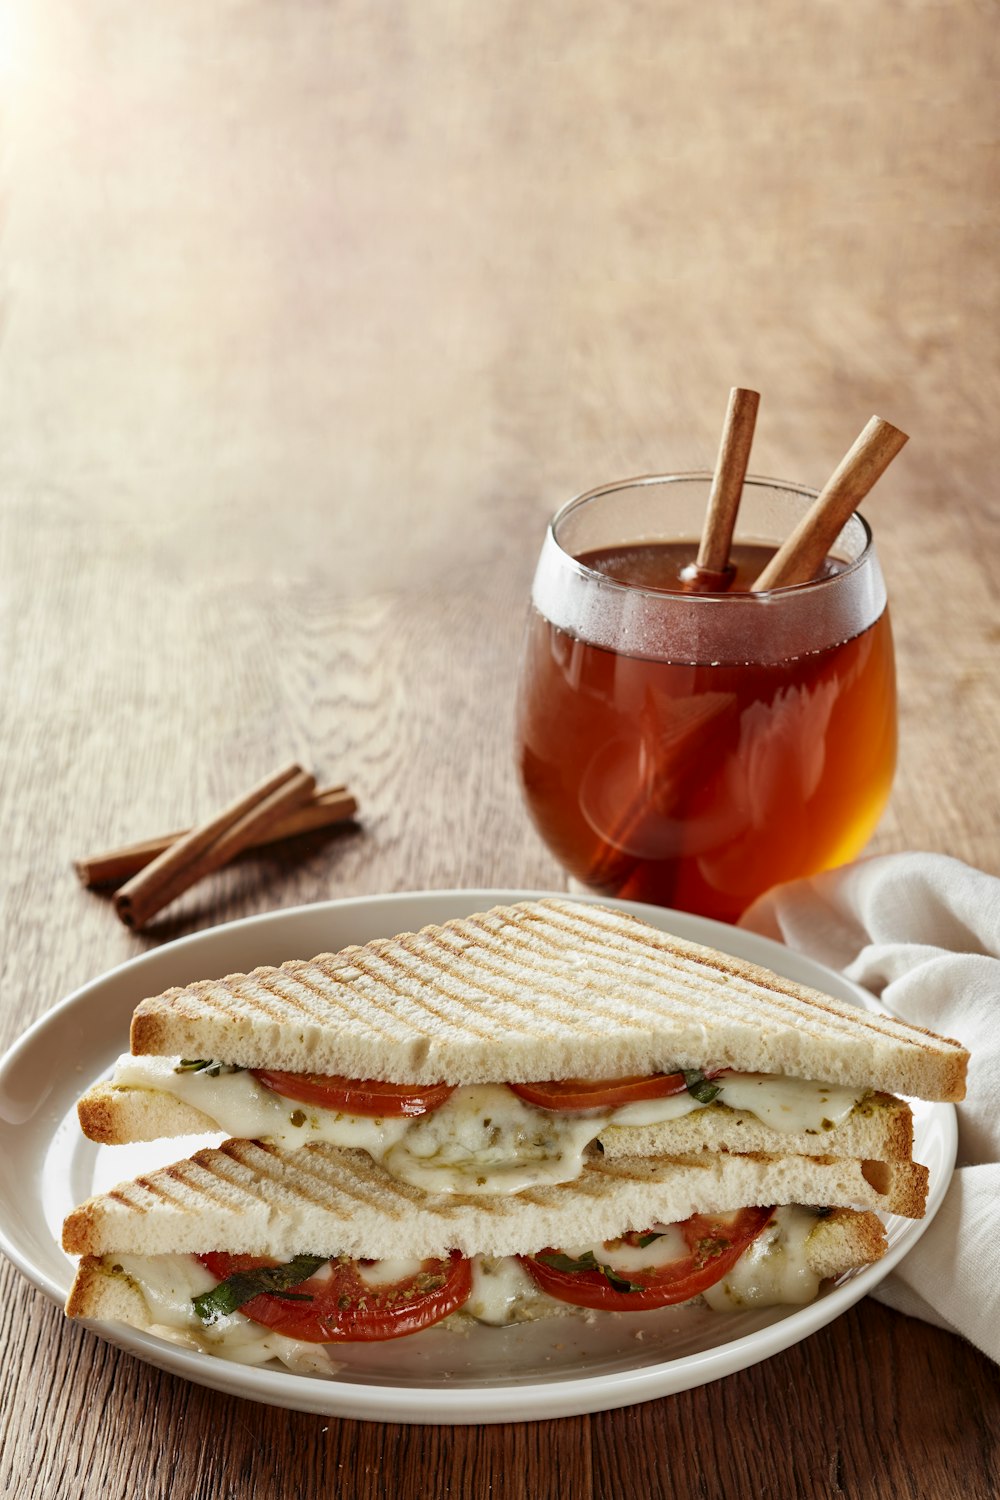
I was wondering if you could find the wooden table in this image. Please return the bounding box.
[1,2,997,1496]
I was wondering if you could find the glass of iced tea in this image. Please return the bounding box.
[515,473,896,923]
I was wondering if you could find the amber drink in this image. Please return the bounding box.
[515,474,896,922]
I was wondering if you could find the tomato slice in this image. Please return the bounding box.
[520,1207,775,1310]
[509,1073,693,1111]
[250,1070,456,1117]
[198,1251,472,1342]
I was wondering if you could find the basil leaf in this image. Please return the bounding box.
[192,1254,327,1322]
[600,1265,647,1293]
[635,1232,662,1249]
[683,1068,722,1105]
[536,1250,647,1295]
[173,1059,243,1078]
[537,1250,601,1276]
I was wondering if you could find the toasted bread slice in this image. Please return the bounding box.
[61,1138,928,1265]
[65,1206,887,1329]
[126,900,969,1099]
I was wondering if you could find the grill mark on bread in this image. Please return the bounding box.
[449,912,731,1035]
[501,908,811,1020]
[462,912,726,1028]
[228,1141,427,1224]
[473,909,881,1052]
[216,975,294,1025]
[343,939,500,1041]
[257,964,403,1037]
[534,906,864,1024]
[414,923,639,1037]
[230,1144,391,1221]
[535,902,965,1051]
[103,1161,242,1220]
[423,924,582,1028]
[407,923,613,1036]
[284,944,501,1043]
[309,951,429,1033]
[359,912,665,1041]
[453,915,660,1033]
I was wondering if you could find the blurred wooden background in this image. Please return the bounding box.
[0,2,997,1497]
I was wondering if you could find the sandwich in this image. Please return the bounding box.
[62,899,967,1365]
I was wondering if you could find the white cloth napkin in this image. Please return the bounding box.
[741,852,1000,1364]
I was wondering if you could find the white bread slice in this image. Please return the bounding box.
[127,899,969,1100]
[77,1078,914,1164]
[61,1138,928,1265]
[65,1207,887,1327]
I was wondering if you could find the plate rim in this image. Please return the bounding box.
[0,887,957,1423]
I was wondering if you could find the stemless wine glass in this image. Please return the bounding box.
[515,473,896,923]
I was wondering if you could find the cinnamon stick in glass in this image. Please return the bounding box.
[113,762,316,930]
[752,416,908,591]
[680,387,760,591]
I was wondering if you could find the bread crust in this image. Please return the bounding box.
[125,900,969,1100]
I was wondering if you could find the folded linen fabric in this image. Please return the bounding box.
[742,852,999,1364]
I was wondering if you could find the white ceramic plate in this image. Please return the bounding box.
[0,889,955,1424]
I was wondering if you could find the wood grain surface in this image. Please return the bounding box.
[1,1,998,1496]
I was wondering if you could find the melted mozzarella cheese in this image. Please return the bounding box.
[110,1055,412,1153]
[111,1057,865,1197]
[714,1074,864,1134]
[465,1257,550,1325]
[609,1093,707,1127]
[701,1207,821,1309]
[609,1075,864,1134]
[111,1254,337,1374]
[113,1251,218,1327]
[381,1085,609,1193]
[355,1257,426,1287]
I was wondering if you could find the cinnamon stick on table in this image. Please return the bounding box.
[113,762,317,930]
[75,785,358,888]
